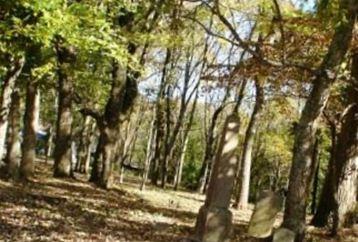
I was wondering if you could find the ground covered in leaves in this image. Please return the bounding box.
[0,161,357,241]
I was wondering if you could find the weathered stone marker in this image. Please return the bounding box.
[194,114,240,242]
[273,228,295,242]
[247,190,284,238]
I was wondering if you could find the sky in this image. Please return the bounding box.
[292,0,316,12]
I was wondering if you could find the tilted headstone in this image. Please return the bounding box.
[273,228,295,242]
[247,190,284,238]
[194,114,240,242]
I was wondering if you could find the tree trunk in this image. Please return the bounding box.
[77,116,92,173]
[140,117,156,190]
[174,133,189,190]
[151,48,171,187]
[85,45,140,188]
[98,52,138,188]
[150,109,164,186]
[150,50,170,186]
[161,85,172,188]
[20,80,39,181]
[237,79,264,208]
[310,149,320,215]
[197,105,225,193]
[311,124,337,226]
[45,127,54,163]
[332,113,358,232]
[71,141,77,176]
[331,106,358,233]
[282,1,356,240]
[174,90,199,190]
[87,5,161,188]
[84,123,96,174]
[333,145,358,232]
[53,42,75,178]
[89,135,103,182]
[331,50,358,234]
[120,132,138,184]
[100,128,117,188]
[4,81,22,178]
[0,57,25,163]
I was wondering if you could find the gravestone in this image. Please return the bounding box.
[247,190,284,238]
[194,114,240,242]
[273,228,295,242]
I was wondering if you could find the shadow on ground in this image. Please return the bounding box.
[0,162,194,241]
[1,162,356,242]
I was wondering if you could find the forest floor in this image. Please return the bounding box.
[0,160,357,242]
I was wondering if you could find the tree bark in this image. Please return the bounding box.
[140,116,156,190]
[4,80,22,178]
[0,57,25,163]
[174,133,189,190]
[89,135,103,182]
[53,41,76,178]
[282,1,356,240]
[310,143,320,215]
[237,79,264,208]
[88,3,162,188]
[332,105,358,233]
[77,116,92,172]
[20,80,39,181]
[87,45,138,188]
[83,122,96,174]
[100,128,117,188]
[45,127,54,163]
[331,50,358,234]
[98,54,138,189]
[150,50,170,186]
[311,122,337,226]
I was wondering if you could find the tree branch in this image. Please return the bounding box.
[79,108,103,125]
[272,0,286,63]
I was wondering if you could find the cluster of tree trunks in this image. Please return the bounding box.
[237,78,264,208]
[0,2,356,242]
[311,48,358,233]
[282,0,357,240]
[146,50,201,189]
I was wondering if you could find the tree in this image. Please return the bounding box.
[282,0,357,240]
[53,40,76,178]
[4,78,22,178]
[20,74,39,180]
[0,57,25,163]
[237,77,265,208]
[331,49,358,233]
